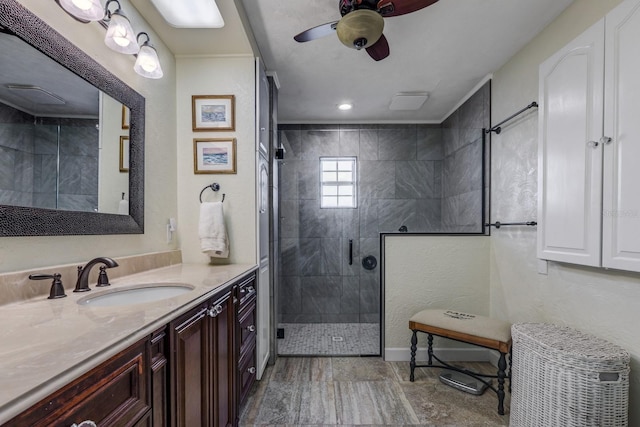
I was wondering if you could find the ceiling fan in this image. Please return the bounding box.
[294,0,439,61]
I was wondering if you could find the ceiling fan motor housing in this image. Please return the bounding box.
[336,9,384,50]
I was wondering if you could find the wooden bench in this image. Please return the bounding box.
[409,309,512,415]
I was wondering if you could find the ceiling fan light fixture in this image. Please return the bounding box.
[336,9,384,50]
[150,0,224,28]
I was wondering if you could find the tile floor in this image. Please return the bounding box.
[240,357,510,426]
[277,323,380,356]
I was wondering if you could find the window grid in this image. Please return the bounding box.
[320,157,357,208]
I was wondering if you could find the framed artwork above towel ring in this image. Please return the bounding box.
[194,138,237,174]
[192,95,235,131]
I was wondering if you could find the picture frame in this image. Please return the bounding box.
[193,138,237,174]
[119,136,129,172]
[121,105,130,130]
[192,95,235,131]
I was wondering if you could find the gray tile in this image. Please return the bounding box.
[359,161,395,199]
[378,198,418,233]
[299,200,342,238]
[280,199,299,239]
[340,276,360,314]
[58,156,83,194]
[0,146,16,189]
[416,198,442,232]
[251,380,303,424]
[270,357,333,382]
[417,125,444,161]
[280,128,302,159]
[332,358,397,381]
[279,276,301,314]
[359,129,378,160]
[280,238,300,276]
[299,238,322,275]
[359,198,379,238]
[379,127,417,160]
[334,381,420,425]
[298,160,319,200]
[339,130,359,156]
[301,130,340,160]
[301,276,341,315]
[280,160,299,201]
[396,161,435,199]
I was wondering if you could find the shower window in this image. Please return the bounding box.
[320,157,357,208]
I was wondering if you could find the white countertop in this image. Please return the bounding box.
[0,263,256,425]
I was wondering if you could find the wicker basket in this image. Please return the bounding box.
[511,323,630,427]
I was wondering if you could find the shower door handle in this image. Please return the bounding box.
[349,239,353,265]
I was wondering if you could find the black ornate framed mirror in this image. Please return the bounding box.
[0,0,144,235]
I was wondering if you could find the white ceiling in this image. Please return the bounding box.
[133,0,575,123]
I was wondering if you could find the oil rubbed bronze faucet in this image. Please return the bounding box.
[74,257,119,292]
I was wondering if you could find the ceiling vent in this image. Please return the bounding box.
[389,92,429,110]
[6,84,66,105]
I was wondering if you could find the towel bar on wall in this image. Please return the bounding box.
[486,221,537,229]
[199,182,225,203]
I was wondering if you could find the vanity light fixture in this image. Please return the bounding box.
[103,0,138,55]
[134,32,163,79]
[56,0,104,22]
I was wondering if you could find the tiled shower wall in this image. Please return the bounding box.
[0,102,99,211]
[277,82,490,325]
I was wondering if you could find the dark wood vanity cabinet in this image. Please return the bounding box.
[5,270,257,427]
[6,338,151,427]
[169,271,257,427]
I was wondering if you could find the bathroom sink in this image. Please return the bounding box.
[77,283,195,307]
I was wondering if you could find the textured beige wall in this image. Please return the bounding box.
[0,1,178,273]
[491,0,640,422]
[176,56,257,265]
[384,235,490,349]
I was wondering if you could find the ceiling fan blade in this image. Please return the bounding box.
[377,0,438,17]
[365,34,389,61]
[294,21,339,42]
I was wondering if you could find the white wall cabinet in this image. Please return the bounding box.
[538,0,640,272]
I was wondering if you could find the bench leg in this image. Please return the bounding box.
[497,352,507,416]
[410,330,418,382]
[427,334,434,366]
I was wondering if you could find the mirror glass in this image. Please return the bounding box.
[0,1,145,236]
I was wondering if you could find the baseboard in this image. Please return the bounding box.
[384,347,491,362]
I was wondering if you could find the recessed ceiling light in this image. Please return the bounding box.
[150,0,224,28]
[338,103,353,111]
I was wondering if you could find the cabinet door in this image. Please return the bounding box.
[603,0,640,271]
[150,329,168,427]
[172,306,209,427]
[537,19,605,266]
[209,292,235,427]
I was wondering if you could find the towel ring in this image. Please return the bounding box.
[199,183,225,203]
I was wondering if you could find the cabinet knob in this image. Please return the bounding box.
[247,366,256,374]
[247,324,256,332]
[587,137,612,148]
[71,421,97,427]
[208,304,223,317]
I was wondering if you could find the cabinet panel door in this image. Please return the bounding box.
[172,307,209,427]
[603,0,640,271]
[210,293,235,427]
[537,19,605,266]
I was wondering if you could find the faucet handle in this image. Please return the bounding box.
[29,273,67,299]
[96,266,111,287]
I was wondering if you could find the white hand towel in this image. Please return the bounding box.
[199,202,229,258]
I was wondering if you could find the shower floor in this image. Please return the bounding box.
[277,323,380,356]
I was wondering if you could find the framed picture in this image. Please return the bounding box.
[192,95,235,131]
[194,138,237,174]
[121,105,130,130]
[119,136,129,172]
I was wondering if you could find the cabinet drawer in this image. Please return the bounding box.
[238,342,257,405]
[238,301,257,354]
[237,274,257,312]
[8,341,150,427]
